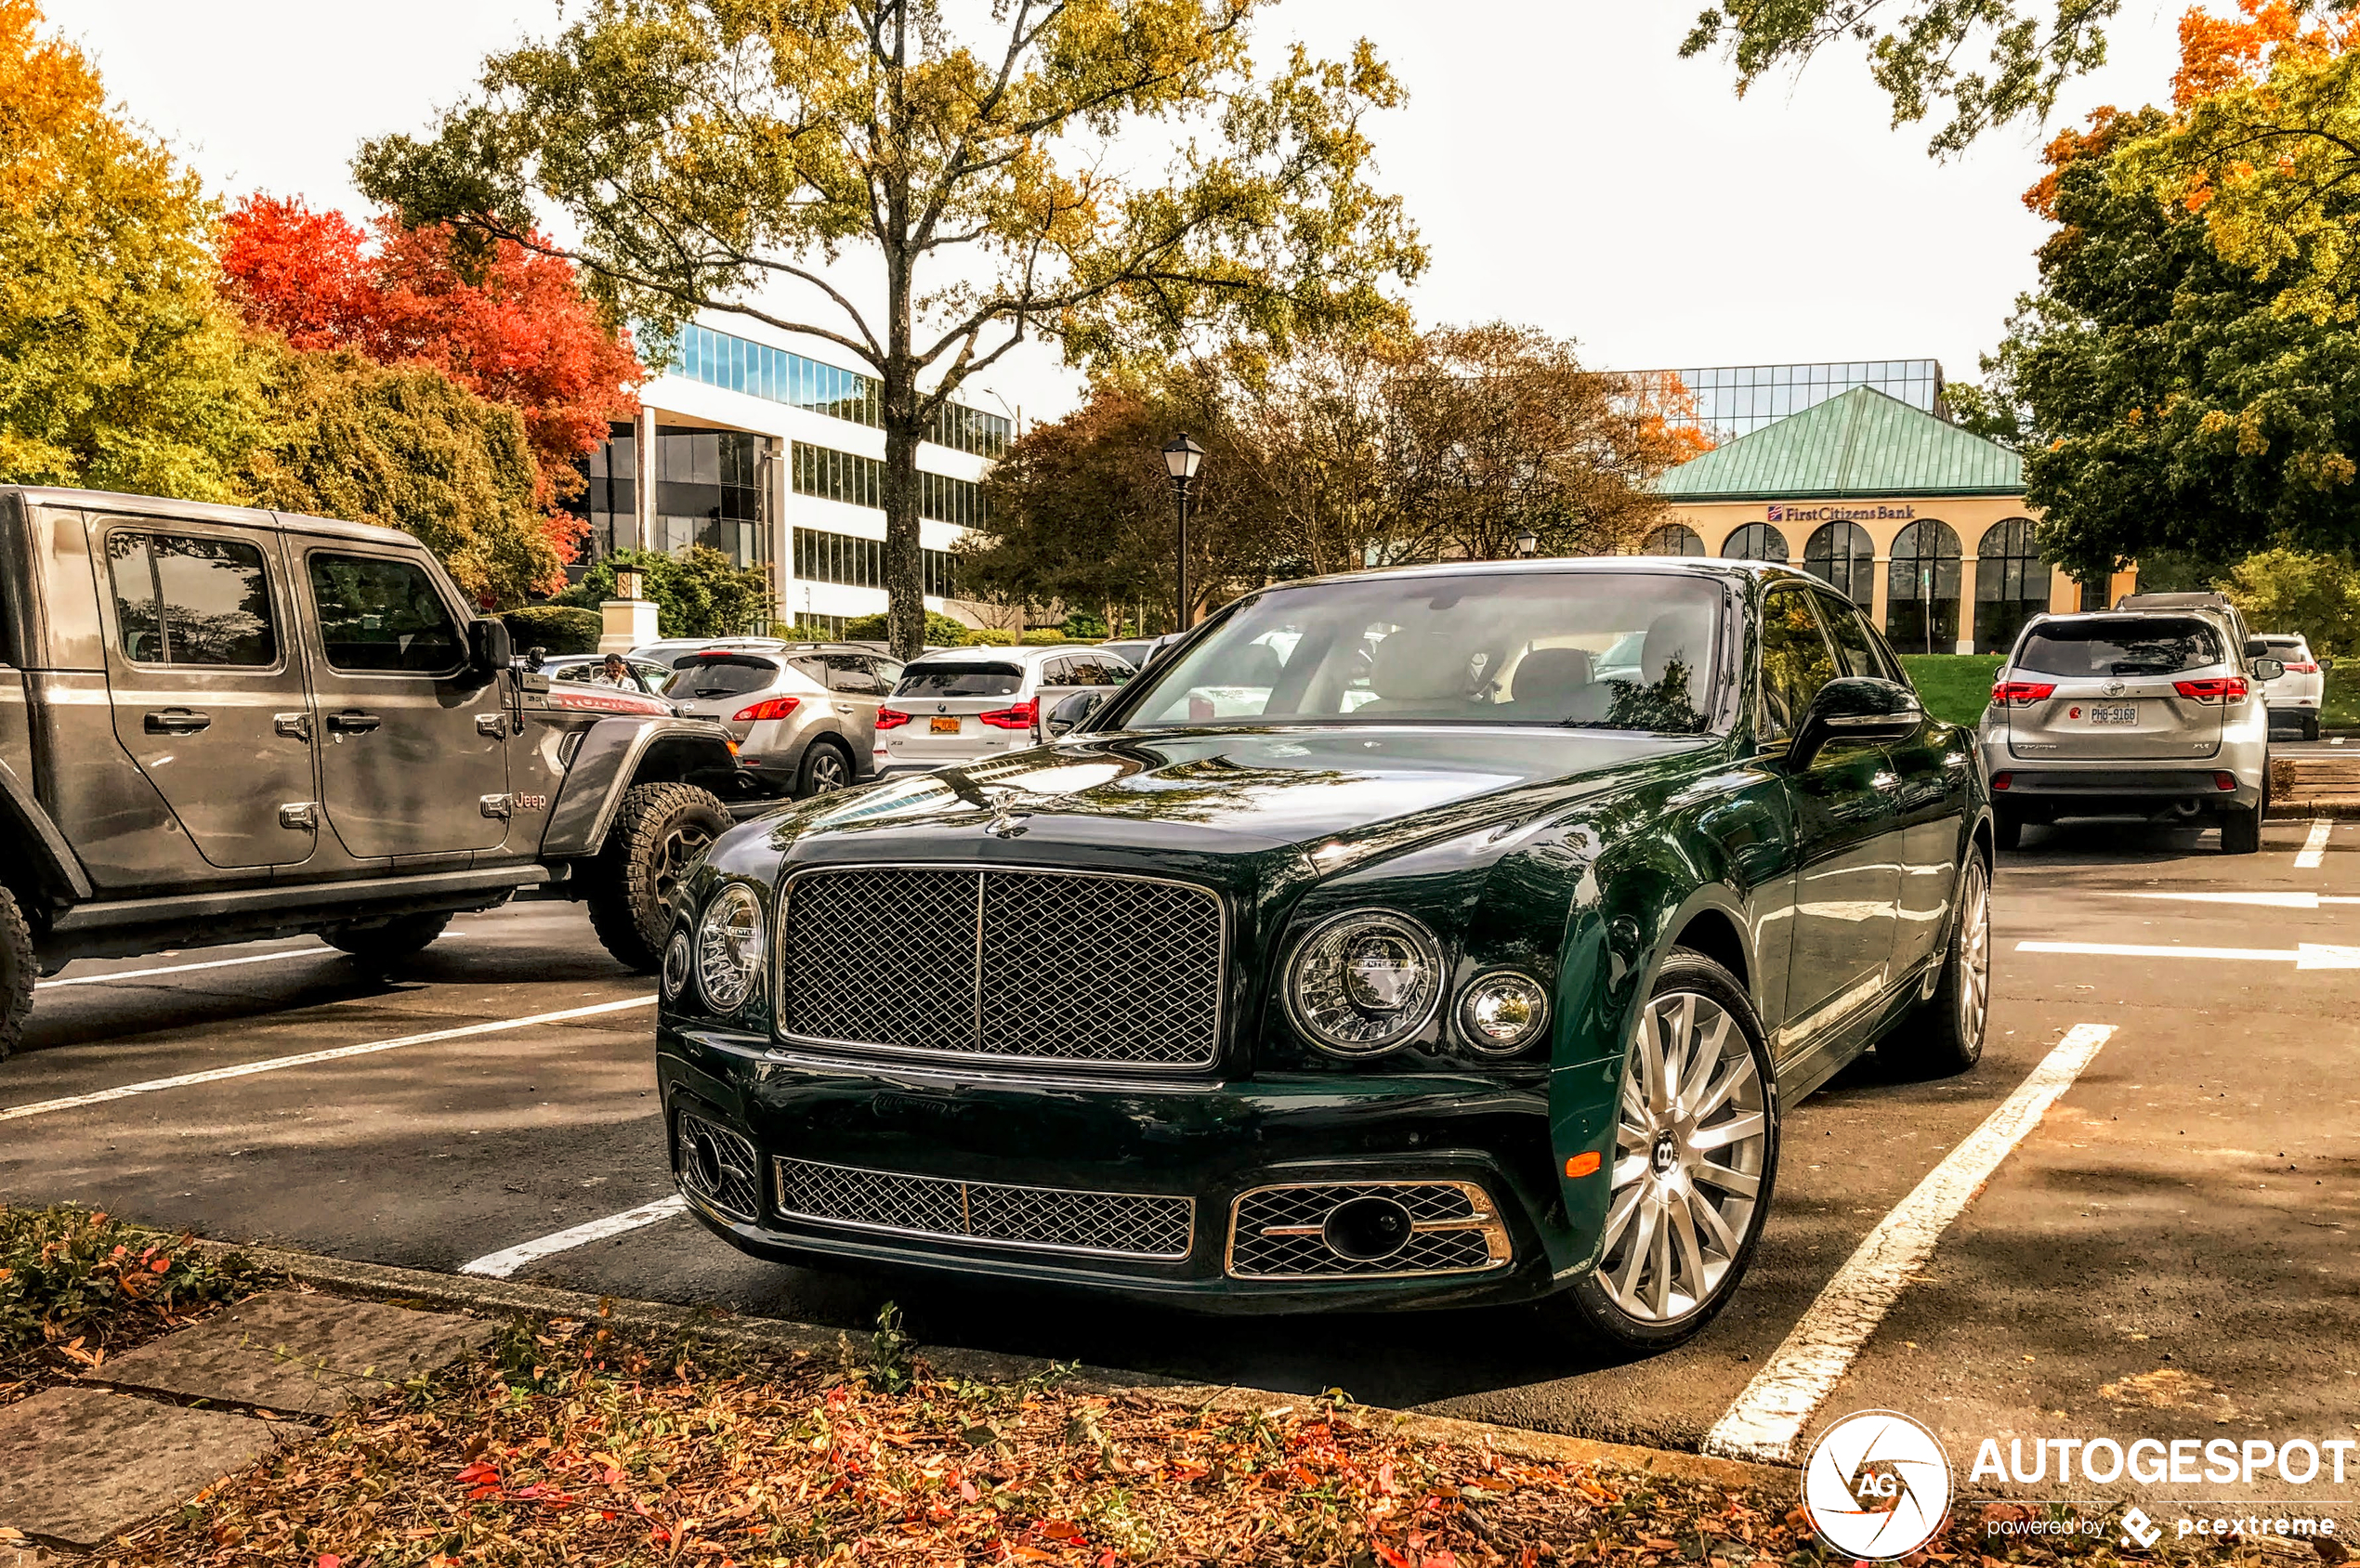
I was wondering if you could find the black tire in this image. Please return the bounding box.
[1883,853,1990,1078]
[2303,714,2321,742]
[795,737,855,799]
[1993,803,2023,851]
[586,782,730,972]
[0,884,33,1063]
[1562,948,1780,1352]
[2221,795,2264,855]
[321,911,452,965]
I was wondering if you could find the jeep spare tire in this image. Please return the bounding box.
[587,782,730,972]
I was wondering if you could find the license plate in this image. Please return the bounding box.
[929,715,961,735]
[2088,704,2137,725]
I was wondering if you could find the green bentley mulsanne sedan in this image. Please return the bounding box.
[655,559,1993,1348]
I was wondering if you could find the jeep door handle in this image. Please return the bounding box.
[143,708,210,735]
[326,711,382,735]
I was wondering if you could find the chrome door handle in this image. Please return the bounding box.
[325,711,382,735]
[143,709,211,734]
[274,712,312,740]
[477,712,508,738]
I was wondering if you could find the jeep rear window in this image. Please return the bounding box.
[894,661,1024,699]
[670,655,779,699]
[108,532,277,667]
[2016,618,2223,678]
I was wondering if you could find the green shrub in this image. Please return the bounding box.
[1019,629,1071,646]
[1062,609,1108,639]
[771,621,839,641]
[1,1206,260,1360]
[556,547,771,638]
[963,627,1018,647]
[501,604,603,655]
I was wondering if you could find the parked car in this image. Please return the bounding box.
[874,646,1134,774]
[1980,609,2286,852]
[657,559,1990,1350]
[1102,634,1182,672]
[2255,634,2326,739]
[535,652,677,704]
[631,636,791,672]
[0,486,757,1062]
[662,646,901,797]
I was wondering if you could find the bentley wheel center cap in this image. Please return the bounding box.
[1651,1130,1679,1175]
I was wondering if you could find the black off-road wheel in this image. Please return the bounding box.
[1561,948,1780,1352]
[586,782,730,972]
[1882,853,1990,1078]
[0,884,33,1063]
[322,911,452,966]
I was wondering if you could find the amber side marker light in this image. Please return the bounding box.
[1565,1152,1602,1179]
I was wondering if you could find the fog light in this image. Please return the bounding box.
[1321,1195,1414,1261]
[1457,971,1550,1055]
[2213,772,2236,791]
[1991,772,2013,791]
[661,930,693,1001]
[686,1126,723,1191]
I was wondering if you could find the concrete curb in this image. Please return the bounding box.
[199,1240,1797,1496]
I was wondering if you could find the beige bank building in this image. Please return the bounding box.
[1633,369,2131,655]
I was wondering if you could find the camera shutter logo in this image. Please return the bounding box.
[1802,1410,1953,1560]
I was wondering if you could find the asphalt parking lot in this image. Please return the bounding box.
[4,813,2355,1473]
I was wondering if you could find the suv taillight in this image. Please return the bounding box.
[978,699,1038,730]
[732,697,802,723]
[1992,681,2055,705]
[875,707,911,730]
[2172,677,2249,704]
[2286,661,2320,673]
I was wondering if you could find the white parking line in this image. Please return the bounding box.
[37,946,334,989]
[2018,938,2360,968]
[0,995,656,1123]
[2114,892,2360,908]
[2297,817,2332,869]
[1702,1022,2117,1465]
[458,1195,689,1278]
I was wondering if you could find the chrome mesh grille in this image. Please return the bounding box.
[674,1111,762,1222]
[1227,1181,1512,1279]
[780,867,1223,1067]
[775,1156,1194,1260]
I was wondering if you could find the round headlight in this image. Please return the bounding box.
[1285,910,1442,1056]
[1457,971,1550,1055]
[695,883,767,1014]
[661,929,694,1002]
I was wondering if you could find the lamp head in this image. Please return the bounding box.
[1161,432,1206,483]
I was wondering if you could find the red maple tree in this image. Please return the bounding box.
[220,195,646,559]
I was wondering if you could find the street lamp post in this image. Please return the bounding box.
[1161,434,1205,632]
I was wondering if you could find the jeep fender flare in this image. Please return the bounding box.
[541,716,740,859]
[0,756,93,906]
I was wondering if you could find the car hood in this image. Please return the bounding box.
[760,725,1709,877]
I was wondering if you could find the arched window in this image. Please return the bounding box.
[1642,523,1705,556]
[1722,523,1790,563]
[1886,519,1962,653]
[1974,517,2051,654]
[1803,521,1874,609]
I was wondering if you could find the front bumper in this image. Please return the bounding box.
[656,1023,1576,1313]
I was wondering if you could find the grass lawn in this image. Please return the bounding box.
[2323,667,2360,730]
[1899,653,2001,728]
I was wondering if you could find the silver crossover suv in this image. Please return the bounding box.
[877,645,1135,773]
[1980,609,2287,853]
[662,645,903,797]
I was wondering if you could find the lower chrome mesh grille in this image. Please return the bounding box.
[775,1156,1194,1261]
[674,1111,761,1222]
[1226,1180,1513,1279]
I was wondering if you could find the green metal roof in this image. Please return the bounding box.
[1654,385,2021,501]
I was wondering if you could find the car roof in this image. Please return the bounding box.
[1261,556,1794,592]
[908,645,1076,664]
[7,484,419,549]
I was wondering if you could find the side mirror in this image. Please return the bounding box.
[2321,655,2339,673]
[1045,690,1100,737]
[1789,676,1923,768]
[2250,657,2286,682]
[467,619,513,685]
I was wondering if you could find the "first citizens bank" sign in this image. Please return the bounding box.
[1765,503,1918,523]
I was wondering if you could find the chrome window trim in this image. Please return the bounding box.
[1223,1178,1513,1282]
[773,1155,1197,1261]
[773,861,1227,1072]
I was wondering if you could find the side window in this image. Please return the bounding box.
[870,657,904,690]
[1817,592,1885,680]
[1105,657,1134,686]
[824,653,883,695]
[789,655,830,685]
[1038,657,1071,687]
[107,531,277,667]
[308,554,464,674]
[1066,657,1107,686]
[1758,588,1837,744]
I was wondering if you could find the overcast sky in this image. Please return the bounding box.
[50,0,2187,422]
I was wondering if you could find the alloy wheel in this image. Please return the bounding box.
[808,749,849,793]
[1599,991,1771,1324]
[1956,856,1990,1045]
[653,823,715,905]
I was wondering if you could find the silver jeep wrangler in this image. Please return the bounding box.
[0,486,758,1060]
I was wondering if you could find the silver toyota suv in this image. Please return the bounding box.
[1981,607,2286,852]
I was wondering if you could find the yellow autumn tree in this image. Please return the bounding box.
[0,0,263,498]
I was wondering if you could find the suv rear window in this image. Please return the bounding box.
[669,655,780,699]
[895,661,1024,699]
[2016,618,2223,678]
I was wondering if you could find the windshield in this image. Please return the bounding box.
[2017,618,2223,678]
[895,660,1025,699]
[1119,571,1725,733]
[667,655,780,699]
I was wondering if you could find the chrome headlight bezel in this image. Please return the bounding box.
[1283,908,1445,1057]
[1454,969,1551,1056]
[694,882,767,1014]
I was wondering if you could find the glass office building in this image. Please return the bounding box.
[1627,359,1949,446]
[572,427,772,570]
